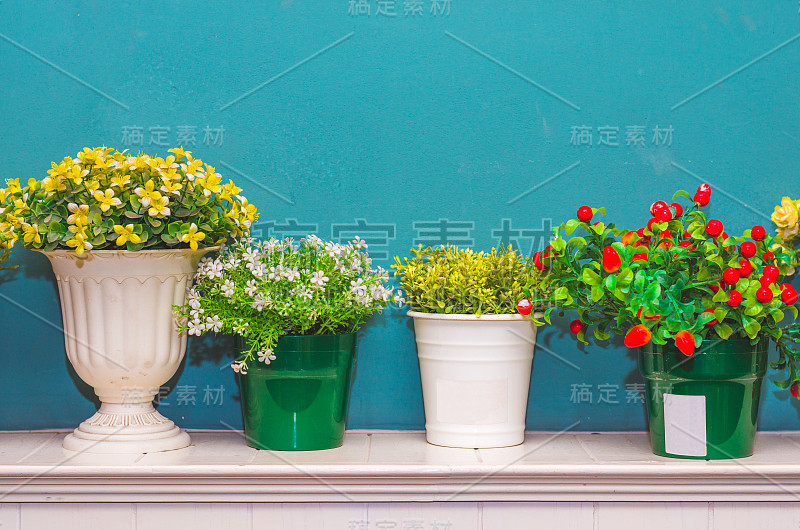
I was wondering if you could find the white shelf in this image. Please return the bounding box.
[2,430,800,503]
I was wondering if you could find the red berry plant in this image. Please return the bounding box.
[519,185,800,397]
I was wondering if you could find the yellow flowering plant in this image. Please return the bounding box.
[772,196,800,274]
[0,147,258,255]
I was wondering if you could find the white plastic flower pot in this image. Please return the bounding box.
[42,248,213,454]
[409,310,541,449]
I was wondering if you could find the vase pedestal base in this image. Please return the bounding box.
[62,402,191,454]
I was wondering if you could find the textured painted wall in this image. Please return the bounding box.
[2,1,799,432]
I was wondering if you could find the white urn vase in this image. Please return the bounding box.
[43,248,212,454]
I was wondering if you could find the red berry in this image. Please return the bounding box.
[705,219,723,237]
[780,283,794,291]
[624,324,652,348]
[655,207,672,222]
[763,265,779,279]
[577,206,593,223]
[751,225,766,241]
[669,202,683,218]
[756,287,774,303]
[532,251,546,271]
[632,252,648,262]
[761,275,776,288]
[647,218,658,231]
[740,241,756,258]
[739,260,753,277]
[763,250,776,263]
[602,246,622,273]
[569,319,584,334]
[722,268,740,285]
[694,184,711,206]
[710,283,720,293]
[703,308,718,326]
[516,298,533,316]
[674,330,695,357]
[650,201,668,216]
[782,288,798,306]
[792,382,799,399]
[728,290,742,308]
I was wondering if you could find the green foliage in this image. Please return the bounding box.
[393,244,542,316]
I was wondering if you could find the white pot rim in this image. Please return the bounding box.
[406,310,544,321]
[38,246,220,258]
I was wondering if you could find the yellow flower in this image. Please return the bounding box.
[47,159,70,178]
[134,180,161,207]
[42,176,67,194]
[5,179,21,194]
[13,199,29,216]
[160,179,183,195]
[238,197,258,228]
[84,179,100,194]
[148,195,170,218]
[159,155,179,171]
[0,188,10,205]
[196,169,222,197]
[67,203,90,225]
[110,173,131,189]
[66,165,89,185]
[125,156,150,172]
[66,232,93,256]
[772,196,799,229]
[93,189,122,212]
[113,224,141,246]
[219,180,242,202]
[168,147,191,160]
[21,223,41,245]
[181,158,203,179]
[181,223,205,251]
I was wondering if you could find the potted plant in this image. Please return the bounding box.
[0,146,256,453]
[393,244,545,449]
[175,235,397,451]
[525,187,800,459]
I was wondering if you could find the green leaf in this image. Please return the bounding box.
[582,268,601,286]
[591,285,604,302]
[742,316,761,339]
[715,323,734,340]
[617,268,633,288]
[671,190,692,201]
[604,273,617,291]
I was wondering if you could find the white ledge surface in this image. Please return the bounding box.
[2,431,800,502]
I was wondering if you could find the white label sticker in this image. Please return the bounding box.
[436,379,508,425]
[663,393,707,457]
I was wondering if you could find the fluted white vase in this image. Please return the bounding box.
[43,248,212,454]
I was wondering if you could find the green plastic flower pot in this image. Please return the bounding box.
[237,333,357,451]
[639,336,768,460]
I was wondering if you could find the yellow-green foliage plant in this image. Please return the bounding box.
[393,244,542,316]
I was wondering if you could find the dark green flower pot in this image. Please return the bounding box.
[639,336,768,460]
[237,333,357,451]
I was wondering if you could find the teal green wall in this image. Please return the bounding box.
[2,1,800,431]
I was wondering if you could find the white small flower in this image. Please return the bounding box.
[284,267,300,282]
[221,279,235,297]
[206,315,223,333]
[245,279,258,297]
[252,294,267,312]
[352,236,367,249]
[231,361,248,374]
[268,265,285,280]
[188,320,205,336]
[206,260,223,279]
[310,270,329,288]
[243,248,259,263]
[394,291,406,306]
[258,349,277,364]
